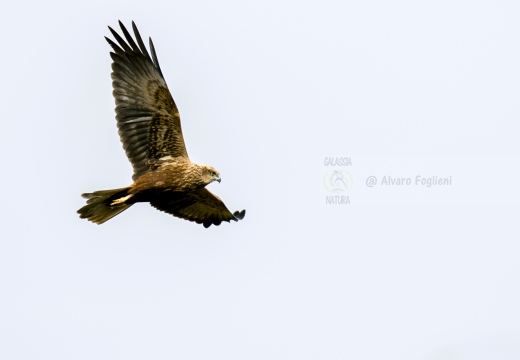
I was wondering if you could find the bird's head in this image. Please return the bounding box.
[201,165,221,185]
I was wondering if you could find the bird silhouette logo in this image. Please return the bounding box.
[323,170,353,194]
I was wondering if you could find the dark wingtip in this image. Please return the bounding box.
[202,211,245,228]
[131,21,152,61]
[149,37,163,77]
[107,25,117,37]
[233,210,246,220]
[105,36,121,54]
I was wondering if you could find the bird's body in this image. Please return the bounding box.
[132,158,214,194]
[78,21,245,228]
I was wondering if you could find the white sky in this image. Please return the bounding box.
[1,1,520,359]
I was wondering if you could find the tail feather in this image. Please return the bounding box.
[78,187,133,224]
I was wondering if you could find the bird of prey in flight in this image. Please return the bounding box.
[78,21,245,228]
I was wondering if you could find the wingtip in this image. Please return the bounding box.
[131,21,139,34]
[233,209,246,221]
[118,20,128,34]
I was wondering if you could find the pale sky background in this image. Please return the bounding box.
[1,0,520,359]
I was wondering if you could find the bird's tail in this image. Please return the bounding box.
[77,187,133,224]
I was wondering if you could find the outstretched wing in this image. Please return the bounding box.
[106,21,189,181]
[150,188,246,228]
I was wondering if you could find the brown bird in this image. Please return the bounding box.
[78,21,245,228]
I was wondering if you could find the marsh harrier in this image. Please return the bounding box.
[78,21,245,228]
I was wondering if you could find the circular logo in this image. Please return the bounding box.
[323,170,353,194]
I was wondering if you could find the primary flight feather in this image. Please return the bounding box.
[78,21,245,228]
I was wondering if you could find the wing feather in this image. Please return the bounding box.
[149,38,164,78]
[108,26,134,53]
[118,20,141,53]
[150,188,246,228]
[106,21,189,181]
